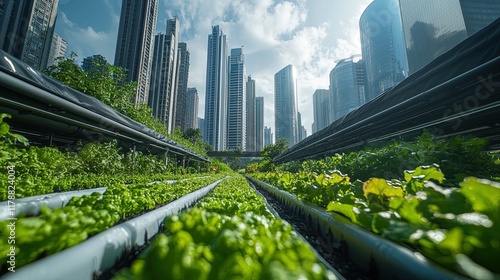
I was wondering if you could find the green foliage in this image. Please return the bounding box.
[0,176,224,270]
[252,163,500,278]
[43,54,207,156]
[115,176,337,280]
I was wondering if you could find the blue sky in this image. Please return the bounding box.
[55,0,372,135]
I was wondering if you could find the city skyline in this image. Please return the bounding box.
[54,0,373,136]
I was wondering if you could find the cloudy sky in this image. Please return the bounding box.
[55,0,372,137]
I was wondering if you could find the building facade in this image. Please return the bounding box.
[312,89,332,134]
[115,0,158,106]
[148,18,179,133]
[204,25,228,151]
[245,76,256,151]
[459,0,500,35]
[0,0,58,69]
[47,32,67,67]
[175,42,190,132]
[264,126,273,147]
[274,64,298,147]
[399,0,468,75]
[226,47,246,150]
[255,96,264,151]
[359,0,408,101]
[330,58,366,121]
[185,87,199,131]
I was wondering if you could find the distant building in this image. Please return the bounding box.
[204,25,228,151]
[175,42,190,132]
[297,111,307,142]
[185,87,199,131]
[246,76,256,151]
[47,33,67,67]
[115,0,158,106]
[274,64,298,147]
[227,47,246,150]
[81,54,107,72]
[264,126,273,146]
[198,117,205,141]
[0,0,58,69]
[255,96,264,151]
[359,0,408,101]
[148,18,180,133]
[330,58,366,121]
[312,89,332,133]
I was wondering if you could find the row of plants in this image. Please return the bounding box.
[0,175,226,272]
[249,135,500,279]
[0,113,220,200]
[113,175,338,280]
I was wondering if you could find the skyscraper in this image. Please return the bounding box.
[312,89,332,134]
[359,0,408,101]
[264,126,273,146]
[274,64,298,146]
[459,0,500,35]
[47,32,67,67]
[227,47,246,151]
[115,0,158,106]
[255,96,264,151]
[175,42,190,132]
[297,111,307,142]
[399,0,499,75]
[0,0,58,69]
[246,76,256,151]
[148,18,179,133]
[204,25,228,151]
[185,87,199,131]
[330,58,366,120]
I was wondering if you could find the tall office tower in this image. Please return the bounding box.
[459,0,500,35]
[312,89,332,134]
[359,0,408,101]
[185,87,199,131]
[204,25,228,151]
[148,18,180,133]
[81,54,107,72]
[115,0,158,106]
[297,111,307,142]
[0,0,58,69]
[255,96,264,151]
[398,0,467,75]
[47,32,67,67]
[274,65,298,147]
[246,76,256,151]
[264,126,273,146]
[175,42,190,132]
[198,117,205,141]
[226,47,246,150]
[330,58,366,121]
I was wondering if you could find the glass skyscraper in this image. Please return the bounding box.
[246,76,256,151]
[312,89,332,134]
[459,0,500,35]
[175,42,190,132]
[226,47,246,150]
[255,96,264,152]
[204,25,228,151]
[360,0,408,101]
[329,58,366,121]
[399,0,468,75]
[274,65,298,147]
